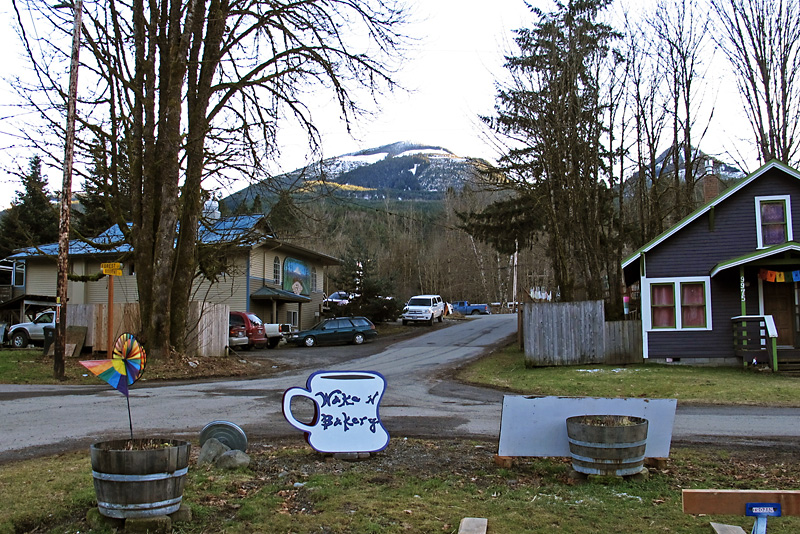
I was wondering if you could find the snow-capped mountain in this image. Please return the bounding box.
[224,141,492,208]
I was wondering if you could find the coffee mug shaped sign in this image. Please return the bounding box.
[282,370,390,453]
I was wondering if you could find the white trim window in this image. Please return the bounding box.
[12,261,25,287]
[286,310,298,328]
[755,195,793,248]
[311,266,318,292]
[273,256,281,284]
[642,277,712,331]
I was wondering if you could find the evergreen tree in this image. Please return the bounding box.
[0,156,59,258]
[73,141,132,239]
[467,0,619,302]
[268,191,301,236]
[329,239,402,323]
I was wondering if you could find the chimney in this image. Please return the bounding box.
[703,159,719,203]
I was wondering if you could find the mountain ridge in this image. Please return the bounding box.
[223,141,491,209]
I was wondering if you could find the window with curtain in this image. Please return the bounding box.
[760,200,787,246]
[681,282,706,328]
[651,283,675,328]
[273,257,281,284]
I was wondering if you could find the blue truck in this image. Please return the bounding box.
[452,301,491,315]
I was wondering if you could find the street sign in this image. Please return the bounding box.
[100,262,122,270]
[102,268,123,276]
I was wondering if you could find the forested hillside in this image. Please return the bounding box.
[222,140,745,310]
[222,142,543,305]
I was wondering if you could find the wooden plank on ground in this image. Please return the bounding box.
[683,490,800,516]
[709,522,746,534]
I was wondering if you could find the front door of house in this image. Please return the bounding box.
[763,282,796,347]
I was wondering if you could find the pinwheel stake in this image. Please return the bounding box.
[80,333,146,440]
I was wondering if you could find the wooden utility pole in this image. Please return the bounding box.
[55,0,84,379]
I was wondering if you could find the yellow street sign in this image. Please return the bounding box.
[102,268,123,276]
[100,262,122,270]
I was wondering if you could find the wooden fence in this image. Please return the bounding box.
[522,300,642,366]
[66,301,227,357]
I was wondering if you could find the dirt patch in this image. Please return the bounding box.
[195,436,800,493]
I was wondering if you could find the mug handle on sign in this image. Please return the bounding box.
[282,387,318,433]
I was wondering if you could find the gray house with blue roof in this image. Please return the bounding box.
[2,212,339,338]
[622,160,800,371]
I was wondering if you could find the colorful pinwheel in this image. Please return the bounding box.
[80,333,146,396]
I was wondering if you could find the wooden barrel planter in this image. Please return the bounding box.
[90,438,190,519]
[566,415,648,477]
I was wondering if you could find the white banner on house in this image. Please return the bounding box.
[498,395,677,458]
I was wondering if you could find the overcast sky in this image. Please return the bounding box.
[0,0,754,210]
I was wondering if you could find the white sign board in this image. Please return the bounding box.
[283,370,390,453]
[498,395,677,458]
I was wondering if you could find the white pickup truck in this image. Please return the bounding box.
[6,310,56,348]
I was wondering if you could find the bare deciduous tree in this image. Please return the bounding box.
[12,0,409,358]
[649,0,712,221]
[711,0,800,165]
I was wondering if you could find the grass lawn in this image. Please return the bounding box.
[3,336,799,532]
[1,438,798,534]
[457,344,800,406]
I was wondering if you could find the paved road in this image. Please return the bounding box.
[1,314,798,462]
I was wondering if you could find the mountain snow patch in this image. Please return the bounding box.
[340,153,388,165]
[396,149,452,158]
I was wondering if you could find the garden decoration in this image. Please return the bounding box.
[200,420,248,452]
[566,415,649,477]
[80,333,146,440]
[283,370,390,453]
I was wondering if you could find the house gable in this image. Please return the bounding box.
[623,160,800,362]
[624,160,800,282]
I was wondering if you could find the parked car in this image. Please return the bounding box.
[452,301,491,315]
[6,310,56,348]
[401,294,445,326]
[229,311,269,349]
[228,323,249,350]
[286,316,377,347]
[229,311,291,349]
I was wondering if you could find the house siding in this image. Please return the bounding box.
[642,167,800,360]
[646,271,739,359]
[246,246,328,329]
[14,222,338,345]
[646,170,800,278]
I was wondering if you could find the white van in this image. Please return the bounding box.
[401,294,445,326]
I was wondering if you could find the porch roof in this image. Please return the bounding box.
[710,241,800,277]
[250,286,312,303]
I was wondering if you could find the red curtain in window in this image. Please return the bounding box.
[651,284,675,328]
[761,202,787,245]
[681,283,706,327]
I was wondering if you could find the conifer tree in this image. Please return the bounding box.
[329,239,402,323]
[0,155,59,258]
[467,0,619,302]
[73,141,132,239]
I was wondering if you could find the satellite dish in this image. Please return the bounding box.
[199,420,248,452]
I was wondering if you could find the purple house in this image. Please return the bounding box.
[622,160,800,371]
